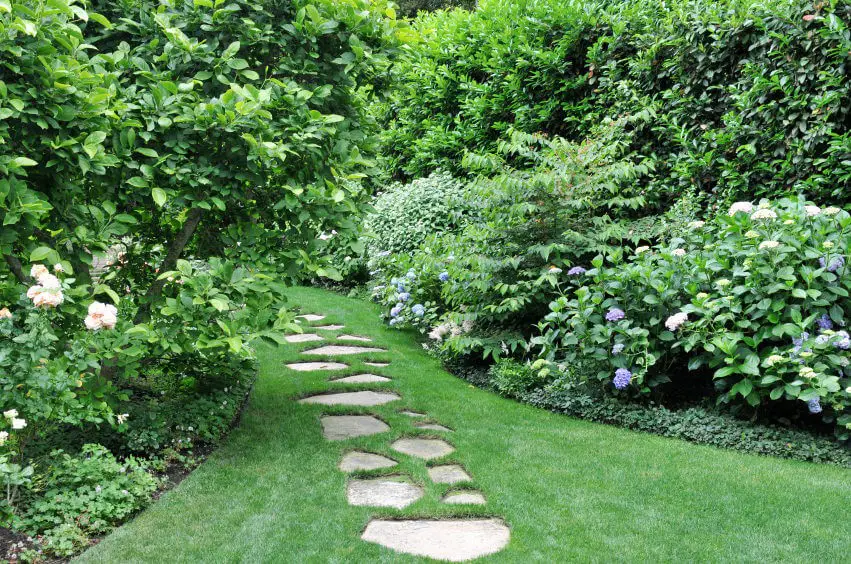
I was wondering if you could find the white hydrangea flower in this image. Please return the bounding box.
[11,418,26,430]
[664,312,688,331]
[750,209,777,220]
[745,230,760,239]
[822,206,841,216]
[635,246,650,254]
[805,205,821,216]
[688,221,705,229]
[3,409,18,419]
[0,431,7,445]
[672,248,686,257]
[783,219,795,225]
[759,240,780,250]
[728,202,754,216]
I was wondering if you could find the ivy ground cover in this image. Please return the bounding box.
[79,287,850,562]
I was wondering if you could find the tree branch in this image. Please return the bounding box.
[4,254,30,285]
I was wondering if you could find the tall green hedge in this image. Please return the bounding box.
[378,0,851,205]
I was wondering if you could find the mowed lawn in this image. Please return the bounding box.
[78,286,851,562]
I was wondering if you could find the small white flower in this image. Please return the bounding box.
[671,248,686,257]
[759,240,780,250]
[805,205,821,217]
[822,241,834,249]
[664,312,689,331]
[728,202,754,216]
[750,209,777,220]
[635,246,650,254]
[95,485,102,493]
[4,409,18,419]
[30,264,49,281]
[716,279,731,287]
[116,413,129,424]
[0,431,7,445]
[823,206,841,216]
[53,263,63,273]
[745,230,760,239]
[688,221,705,229]
[11,418,26,430]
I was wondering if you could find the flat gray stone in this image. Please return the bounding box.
[428,465,471,484]
[401,411,426,418]
[361,519,510,562]
[392,438,454,460]
[321,416,389,441]
[365,362,390,368]
[339,451,397,472]
[314,324,345,331]
[442,491,486,505]
[284,333,324,343]
[302,345,387,356]
[415,422,452,432]
[287,361,348,371]
[331,374,391,384]
[299,391,400,407]
[296,314,326,322]
[347,478,423,509]
[338,334,373,342]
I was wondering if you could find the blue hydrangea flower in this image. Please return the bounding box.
[398,292,410,302]
[612,343,625,355]
[567,266,587,276]
[816,313,834,330]
[792,332,810,354]
[396,283,405,293]
[406,268,417,280]
[412,304,425,317]
[834,330,851,350]
[819,255,845,273]
[605,308,626,322]
[439,272,450,282]
[389,318,399,326]
[815,334,830,346]
[390,303,403,317]
[613,368,632,390]
[807,398,822,414]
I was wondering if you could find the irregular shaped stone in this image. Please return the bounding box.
[299,391,400,407]
[401,411,426,418]
[339,451,397,472]
[314,324,345,331]
[392,438,454,460]
[365,362,390,368]
[415,422,452,432]
[338,334,373,342]
[428,465,471,484]
[287,362,348,371]
[296,314,326,322]
[361,519,510,562]
[442,491,486,505]
[331,374,391,384]
[347,478,423,509]
[302,345,387,356]
[321,416,389,441]
[284,333,324,343]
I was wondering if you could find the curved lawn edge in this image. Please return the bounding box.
[78,286,851,562]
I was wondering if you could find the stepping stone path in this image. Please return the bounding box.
[299,391,400,407]
[428,465,471,484]
[442,491,486,505]
[287,361,348,371]
[339,451,397,472]
[361,519,510,562]
[331,374,391,384]
[302,345,387,356]
[337,334,372,342]
[284,333,324,343]
[321,415,389,441]
[347,478,423,509]
[290,312,509,560]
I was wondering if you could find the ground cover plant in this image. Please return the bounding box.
[76,287,851,562]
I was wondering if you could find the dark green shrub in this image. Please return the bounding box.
[489,358,554,399]
[396,0,476,18]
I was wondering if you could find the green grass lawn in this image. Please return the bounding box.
[78,286,851,562]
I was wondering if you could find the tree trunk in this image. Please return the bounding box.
[134,207,204,323]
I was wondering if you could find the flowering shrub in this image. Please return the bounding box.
[534,198,851,437]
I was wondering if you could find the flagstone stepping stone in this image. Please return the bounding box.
[314,324,345,331]
[442,491,486,505]
[392,438,454,460]
[339,451,397,472]
[361,519,510,562]
[401,411,426,418]
[331,374,391,384]
[365,362,390,368]
[338,334,373,342]
[415,422,452,432]
[321,416,389,441]
[287,361,348,371]
[299,391,400,407]
[302,345,387,356]
[347,478,423,509]
[284,333,324,343]
[295,314,326,322]
[428,465,471,484]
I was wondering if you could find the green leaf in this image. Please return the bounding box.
[30,246,56,262]
[151,187,166,207]
[135,148,159,158]
[12,157,37,167]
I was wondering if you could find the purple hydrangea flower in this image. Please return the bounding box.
[819,255,845,273]
[815,334,830,346]
[834,330,851,350]
[792,332,810,354]
[567,266,587,276]
[613,368,632,390]
[439,272,449,282]
[807,398,822,414]
[612,343,625,355]
[605,308,626,322]
[398,292,411,302]
[396,283,405,293]
[412,304,425,317]
[816,314,833,330]
[389,318,399,326]
[390,303,403,317]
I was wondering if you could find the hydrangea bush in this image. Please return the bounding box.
[534,198,851,437]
